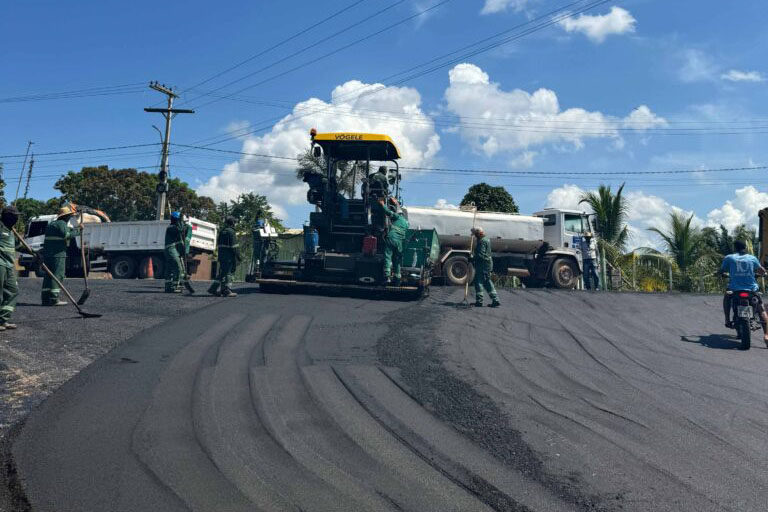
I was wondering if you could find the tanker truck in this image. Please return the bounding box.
[402,206,595,289]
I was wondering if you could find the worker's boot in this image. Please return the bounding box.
[1,323,17,330]
[221,288,237,298]
[473,301,483,307]
[53,300,68,306]
[207,285,220,296]
[392,277,401,287]
[489,299,501,308]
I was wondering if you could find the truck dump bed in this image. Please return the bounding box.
[82,218,217,253]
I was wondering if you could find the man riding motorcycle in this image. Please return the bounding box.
[721,239,768,345]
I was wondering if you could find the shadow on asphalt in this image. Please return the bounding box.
[680,334,749,350]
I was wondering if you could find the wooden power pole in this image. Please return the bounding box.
[144,82,194,220]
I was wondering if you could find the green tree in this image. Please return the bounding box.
[460,183,518,213]
[54,166,216,221]
[0,163,5,206]
[579,183,629,252]
[222,192,284,233]
[296,149,369,199]
[14,197,58,234]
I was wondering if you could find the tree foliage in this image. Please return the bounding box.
[579,184,629,250]
[295,149,368,199]
[54,166,216,221]
[210,192,284,233]
[14,197,59,234]
[460,183,518,213]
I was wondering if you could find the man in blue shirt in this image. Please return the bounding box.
[721,240,768,343]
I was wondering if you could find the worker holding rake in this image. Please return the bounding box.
[41,205,79,306]
[470,226,500,308]
[164,212,192,293]
[0,206,20,329]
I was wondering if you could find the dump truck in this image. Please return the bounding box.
[256,130,437,298]
[20,215,217,279]
[404,206,595,289]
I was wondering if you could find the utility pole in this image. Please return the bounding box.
[23,153,34,200]
[13,141,33,204]
[144,82,194,220]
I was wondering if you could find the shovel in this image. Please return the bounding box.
[458,203,478,309]
[12,227,102,318]
[76,210,91,305]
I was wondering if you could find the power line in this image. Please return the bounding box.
[188,0,450,110]
[170,143,768,176]
[181,0,613,147]
[0,83,145,104]
[0,143,160,159]
[178,0,374,102]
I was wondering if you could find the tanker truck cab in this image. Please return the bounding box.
[533,208,591,288]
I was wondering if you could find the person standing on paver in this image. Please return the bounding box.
[164,212,191,293]
[208,216,240,297]
[0,206,20,329]
[376,196,408,285]
[469,226,500,308]
[582,232,600,290]
[41,205,78,306]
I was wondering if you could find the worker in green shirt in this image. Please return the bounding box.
[0,206,20,329]
[376,197,409,285]
[208,216,241,297]
[164,212,192,293]
[41,205,79,306]
[469,226,500,308]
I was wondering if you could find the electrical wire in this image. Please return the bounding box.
[178,0,372,98]
[188,0,451,111]
[0,143,160,159]
[0,83,146,104]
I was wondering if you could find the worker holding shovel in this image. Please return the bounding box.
[0,206,20,329]
[41,205,79,306]
[164,212,192,293]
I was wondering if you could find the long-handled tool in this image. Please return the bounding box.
[459,203,478,309]
[12,227,102,318]
[76,209,91,305]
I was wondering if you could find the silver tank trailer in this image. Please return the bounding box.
[403,206,545,254]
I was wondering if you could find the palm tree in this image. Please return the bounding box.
[647,211,720,291]
[579,183,629,263]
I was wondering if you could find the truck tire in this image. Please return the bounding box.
[443,255,474,286]
[34,262,45,278]
[550,258,579,289]
[110,255,137,279]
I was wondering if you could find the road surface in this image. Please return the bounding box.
[10,288,768,511]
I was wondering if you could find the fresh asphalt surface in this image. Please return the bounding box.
[8,286,768,511]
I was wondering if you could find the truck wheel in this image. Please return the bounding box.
[443,256,474,286]
[110,255,137,279]
[550,258,579,289]
[34,262,45,278]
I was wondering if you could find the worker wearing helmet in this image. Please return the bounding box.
[469,226,500,307]
[208,216,241,297]
[164,212,191,293]
[41,204,79,306]
[376,196,409,285]
[0,206,20,329]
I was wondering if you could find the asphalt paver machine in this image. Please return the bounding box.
[256,130,436,298]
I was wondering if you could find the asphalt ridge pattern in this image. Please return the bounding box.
[12,292,576,512]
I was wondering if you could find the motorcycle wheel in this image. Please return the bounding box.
[737,319,751,350]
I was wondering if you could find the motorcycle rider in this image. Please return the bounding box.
[721,239,768,344]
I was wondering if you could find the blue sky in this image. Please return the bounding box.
[2,0,768,248]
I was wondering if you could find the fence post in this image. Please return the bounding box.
[600,246,607,291]
[632,253,636,291]
[668,265,673,292]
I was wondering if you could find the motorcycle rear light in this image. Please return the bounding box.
[738,292,750,298]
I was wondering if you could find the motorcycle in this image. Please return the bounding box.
[727,290,764,350]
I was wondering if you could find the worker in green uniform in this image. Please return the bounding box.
[469,226,500,307]
[376,197,409,285]
[164,212,192,293]
[41,205,78,306]
[208,216,241,297]
[0,206,20,329]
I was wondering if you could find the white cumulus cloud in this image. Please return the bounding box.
[721,69,765,83]
[197,80,441,222]
[678,49,717,83]
[545,184,586,210]
[434,198,459,209]
[706,186,768,230]
[558,6,636,43]
[480,0,530,15]
[444,63,665,158]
